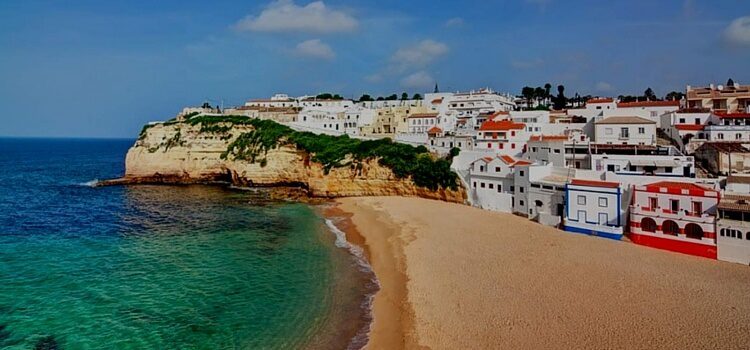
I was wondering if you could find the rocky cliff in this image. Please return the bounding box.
[113,119,466,203]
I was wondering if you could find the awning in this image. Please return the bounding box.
[628,159,681,167]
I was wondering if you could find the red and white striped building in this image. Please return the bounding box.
[628,181,720,259]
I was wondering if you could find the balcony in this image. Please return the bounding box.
[630,205,715,224]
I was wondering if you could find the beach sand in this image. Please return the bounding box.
[334,196,750,349]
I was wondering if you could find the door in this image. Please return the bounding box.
[598,213,608,225]
[578,210,586,222]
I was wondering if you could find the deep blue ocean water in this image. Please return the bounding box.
[0,138,371,349]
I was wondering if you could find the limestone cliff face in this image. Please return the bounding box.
[122,122,466,203]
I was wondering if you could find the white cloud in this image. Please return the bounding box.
[595,82,614,92]
[234,0,358,33]
[445,17,464,28]
[401,71,434,89]
[390,40,448,72]
[295,39,335,60]
[724,16,750,47]
[510,58,544,69]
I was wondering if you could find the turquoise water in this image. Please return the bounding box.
[0,138,372,349]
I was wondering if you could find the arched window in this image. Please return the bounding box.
[684,223,704,240]
[535,200,543,207]
[641,218,657,233]
[662,220,680,236]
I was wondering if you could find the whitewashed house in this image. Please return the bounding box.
[717,193,750,265]
[468,155,531,213]
[608,100,681,123]
[343,107,376,136]
[245,93,299,108]
[563,179,625,240]
[297,106,347,133]
[475,119,528,157]
[406,113,439,134]
[594,116,656,146]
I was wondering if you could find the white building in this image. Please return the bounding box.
[343,107,376,136]
[245,93,299,108]
[475,119,528,156]
[703,112,750,142]
[566,98,617,121]
[563,179,625,240]
[406,113,439,134]
[608,100,681,123]
[590,149,695,178]
[717,193,750,265]
[467,155,531,213]
[297,106,347,133]
[299,98,354,109]
[594,116,656,146]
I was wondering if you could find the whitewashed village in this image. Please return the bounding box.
[175,80,750,266]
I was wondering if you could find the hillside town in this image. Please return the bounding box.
[176,80,750,266]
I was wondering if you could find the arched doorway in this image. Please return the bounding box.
[641,217,657,233]
[662,220,680,236]
[684,223,704,240]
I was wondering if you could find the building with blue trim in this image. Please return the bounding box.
[563,179,624,240]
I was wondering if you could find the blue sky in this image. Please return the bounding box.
[1,0,749,138]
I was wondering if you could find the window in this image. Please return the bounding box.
[679,118,686,123]
[599,197,608,207]
[520,170,525,176]
[489,183,494,189]
[650,111,658,117]
[718,133,724,140]
[519,200,525,206]
[605,128,613,135]
[510,186,515,192]
[620,128,629,138]
[638,127,645,134]
[737,133,743,140]
[553,149,561,154]
[511,143,516,149]
[497,185,502,193]
[694,118,700,125]
[479,165,484,172]
[692,201,702,214]
[577,195,586,205]
[481,182,485,188]
[495,167,501,172]
[519,187,524,193]
[607,164,615,172]
[473,182,476,188]
[664,167,673,173]
[670,199,679,212]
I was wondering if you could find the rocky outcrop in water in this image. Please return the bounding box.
[108,120,466,203]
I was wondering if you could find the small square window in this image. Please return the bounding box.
[520,187,524,193]
[489,183,494,189]
[577,195,586,205]
[599,197,607,207]
[481,182,485,188]
[520,171,525,176]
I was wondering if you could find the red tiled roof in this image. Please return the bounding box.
[714,111,750,119]
[617,100,680,108]
[427,126,442,134]
[529,135,569,142]
[431,98,443,104]
[499,155,515,164]
[479,119,525,131]
[674,124,705,131]
[587,98,614,104]
[570,179,620,188]
[512,160,532,167]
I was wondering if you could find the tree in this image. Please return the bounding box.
[727,78,735,87]
[618,95,638,103]
[376,96,385,101]
[332,94,343,100]
[643,88,657,101]
[316,93,333,100]
[401,92,409,100]
[358,94,374,102]
[665,91,685,101]
[534,87,546,104]
[521,86,535,108]
[412,93,423,100]
[553,85,567,110]
[385,94,398,101]
[544,83,552,100]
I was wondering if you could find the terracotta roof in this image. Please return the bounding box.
[499,155,515,164]
[728,175,750,184]
[479,120,525,131]
[595,116,655,125]
[570,179,620,188]
[617,100,680,108]
[408,113,439,118]
[674,124,705,131]
[512,160,532,167]
[713,111,750,119]
[644,181,715,193]
[427,126,442,134]
[697,142,750,153]
[431,98,443,104]
[587,98,614,104]
[718,194,750,212]
[529,135,569,142]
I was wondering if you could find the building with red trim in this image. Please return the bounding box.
[628,181,720,259]
[476,119,528,156]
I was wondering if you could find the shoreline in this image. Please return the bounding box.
[332,196,750,349]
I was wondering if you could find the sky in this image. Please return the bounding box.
[0,0,749,138]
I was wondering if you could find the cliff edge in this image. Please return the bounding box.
[112,116,466,203]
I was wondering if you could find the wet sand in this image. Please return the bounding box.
[335,196,750,349]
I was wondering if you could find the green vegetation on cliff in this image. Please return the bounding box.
[172,116,458,191]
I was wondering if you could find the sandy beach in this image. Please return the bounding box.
[333,197,750,349]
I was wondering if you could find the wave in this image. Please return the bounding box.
[78,179,99,187]
[325,218,380,350]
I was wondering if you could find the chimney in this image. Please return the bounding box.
[710,84,715,90]
[735,82,741,89]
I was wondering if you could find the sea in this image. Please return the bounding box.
[0,138,375,349]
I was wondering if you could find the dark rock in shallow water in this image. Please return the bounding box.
[34,335,60,350]
[0,324,11,343]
